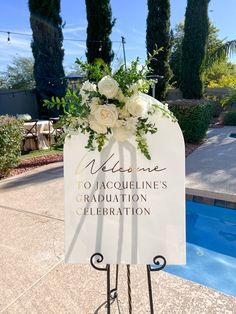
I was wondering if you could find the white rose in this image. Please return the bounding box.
[98,76,119,99]
[80,80,96,103]
[126,92,149,118]
[113,126,133,142]
[94,104,118,127]
[89,120,107,134]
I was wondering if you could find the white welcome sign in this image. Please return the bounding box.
[64,113,185,265]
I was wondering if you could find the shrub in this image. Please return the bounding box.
[169,100,213,143]
[208,75,236,88]
[222,111,236,126]
[210,101,223,118]
[221,88,236,110]
[0,115,24,176]
[204,95,223,117]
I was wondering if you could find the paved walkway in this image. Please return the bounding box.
[186,126,236,202]
[1,129,236,312]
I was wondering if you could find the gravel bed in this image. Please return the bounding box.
[4,154,63,178]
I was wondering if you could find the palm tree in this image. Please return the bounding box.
[207,39,236,67]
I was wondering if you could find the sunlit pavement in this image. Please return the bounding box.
[186,126,236,203]
[0,160,236,313]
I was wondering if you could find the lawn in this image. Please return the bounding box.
[20,148,63,160]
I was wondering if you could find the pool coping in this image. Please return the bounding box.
[186,188,236,210]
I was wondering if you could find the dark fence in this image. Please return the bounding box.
[0,87,229,118]
[0,89,39,118]
[167,88,229,101]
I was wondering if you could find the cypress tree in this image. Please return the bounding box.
[29,0,66,115]
[85,0,115,65]
[180,0,210,99]
[146,0,171,100]
[169,23,184,87]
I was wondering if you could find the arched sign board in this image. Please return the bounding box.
[64,113,186,265]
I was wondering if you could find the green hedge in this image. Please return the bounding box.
[0,115,24,176]
[169,101,213,143]
[222,111,236,126]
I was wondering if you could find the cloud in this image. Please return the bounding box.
[64,47,86,56]
[11,29,32,36]
[63,26,86,34]
[0,26,86,71]
[0,34,32,70]
[113,27,123,35]
[63,40,86,58]
[0,56,12,62]
[125,45,145,51]
[132,28,145,37]
[64,40,86,49]
[69,42,86,49]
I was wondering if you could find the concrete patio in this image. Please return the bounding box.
[0,126,236,313]
[186,126,236,203]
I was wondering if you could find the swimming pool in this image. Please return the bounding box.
[165,200,236,297]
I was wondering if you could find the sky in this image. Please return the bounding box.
[0,0,235,72]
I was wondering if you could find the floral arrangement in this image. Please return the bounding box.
[45,57,176,160]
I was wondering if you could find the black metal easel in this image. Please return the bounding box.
[90,253,166,314]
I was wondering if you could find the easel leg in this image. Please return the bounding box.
[127,265,132,314]
[115,264,119,292]
[147,256,167,314]
[147,265,154,314]
[90,254,119,314]
[90,254,166,314]
[107,264,111,314]
[110,264,119,299]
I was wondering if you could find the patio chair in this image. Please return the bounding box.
[47,117,63,147]
[22,119,39,151]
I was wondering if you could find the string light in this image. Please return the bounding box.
[7,32,10,43]
[0,29,127,72]
[0,30,122,44]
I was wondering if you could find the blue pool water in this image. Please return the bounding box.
[229,133,236,139]
[165,201,236,297]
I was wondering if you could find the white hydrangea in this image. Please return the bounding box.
[128,79,145,94]
[80,81,96,103]
[125,117,138,131]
